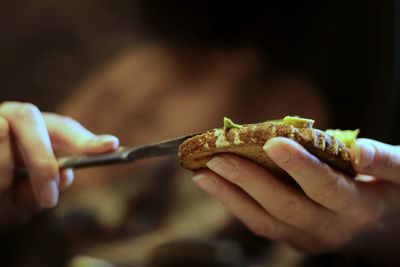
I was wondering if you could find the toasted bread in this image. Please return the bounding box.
[178,118,356,178]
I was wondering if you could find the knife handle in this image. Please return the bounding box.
[14,147,132,178]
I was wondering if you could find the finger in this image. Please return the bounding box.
[0,117,13,190]
[352,138,400,184]
[192,170,334,253]
[206,154,346,245]
[60,168,74,190]
[263,138,385,229]
[263,137,360,214]
[0,102,59,207]
[44,113,119,155]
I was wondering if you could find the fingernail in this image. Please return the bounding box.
[206,157,239,180]
[89,135,119,147]
[263,141,291,164]
[60,168,74,189]
[192,174,218,194]
[98,134,119,143]
[355,141,375,169]
[98,135,119,147]
[40,180,59,207]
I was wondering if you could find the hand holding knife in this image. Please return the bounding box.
[15,133,199,178]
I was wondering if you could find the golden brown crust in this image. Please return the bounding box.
[178,122,355,178]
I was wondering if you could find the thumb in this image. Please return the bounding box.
[351,138,400,184]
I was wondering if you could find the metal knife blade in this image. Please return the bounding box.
[15,132,202,178]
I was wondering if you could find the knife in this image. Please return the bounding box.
[15,133,201,178]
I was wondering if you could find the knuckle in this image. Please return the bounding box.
[33,159,59,181]
[223,158,250,187]
[229,172,249,187]
[280,146,305,169]
[309,177,341,203]
[11,103,40,120]
[272,197,300,221]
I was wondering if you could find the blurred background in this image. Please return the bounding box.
[1,0,398,141]
[0,1,399,267]
[0,0,138,110]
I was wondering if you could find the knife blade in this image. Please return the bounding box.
[15,132,202,178]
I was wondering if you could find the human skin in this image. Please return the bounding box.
[192,136,400,253]
[0,101,119,227]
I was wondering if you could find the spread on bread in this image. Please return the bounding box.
[223,117,243,131]
[179,116,359,178]
[283,116,315,128]
[325,129,359,148]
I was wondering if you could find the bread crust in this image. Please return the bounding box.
[178,122,355,178]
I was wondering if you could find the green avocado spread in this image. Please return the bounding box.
[325,129,360,148]
[264,119,284,124]
[223,117,243,131]
[222,116,359,148]
[283,116,315,128]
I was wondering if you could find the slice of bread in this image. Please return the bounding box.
[178,121,356,178]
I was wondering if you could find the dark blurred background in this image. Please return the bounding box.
[0,0,138,110]
[0,1,399,267]
[0,0,399,139]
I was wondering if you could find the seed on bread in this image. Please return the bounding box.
[178,117,357,178]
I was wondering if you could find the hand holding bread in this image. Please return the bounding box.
[183,116,400,253]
